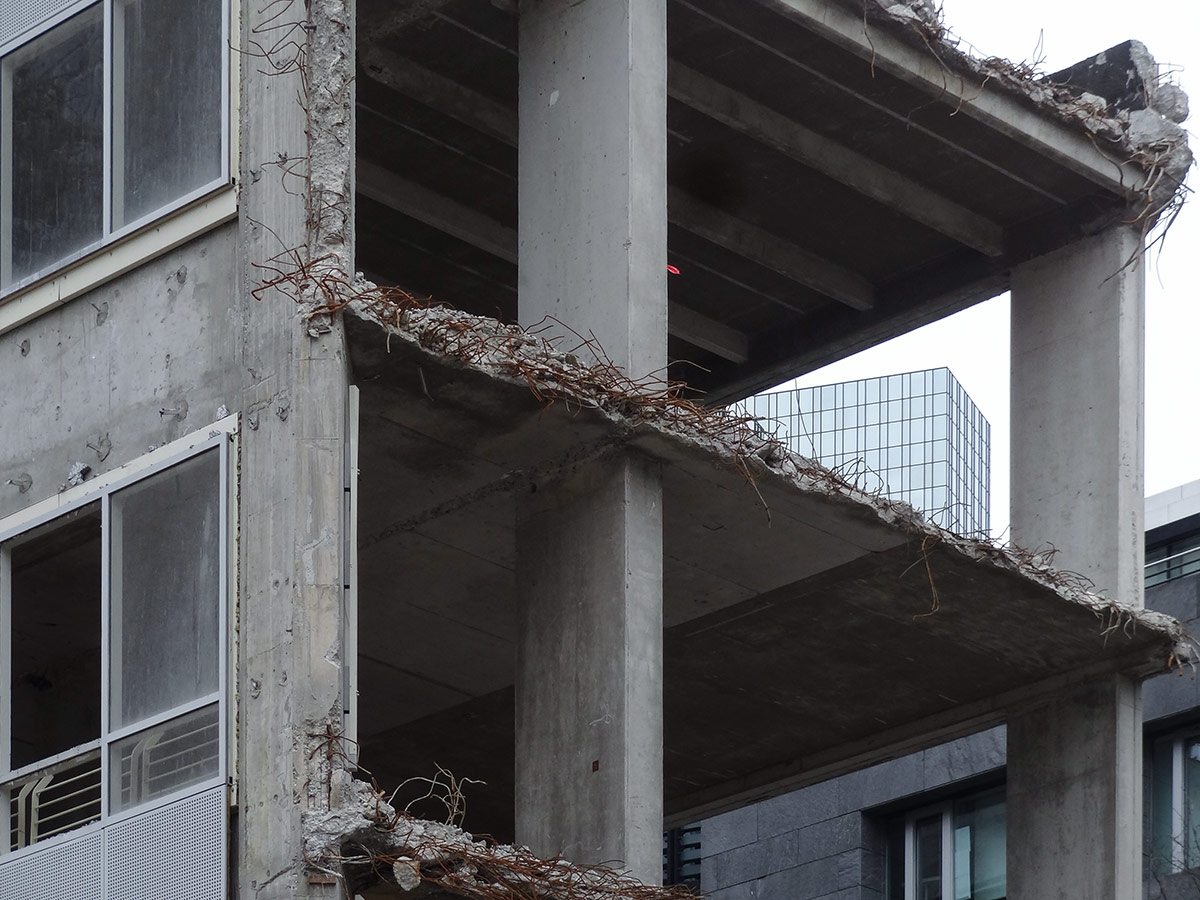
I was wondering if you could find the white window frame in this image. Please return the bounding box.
[0,416,236,859]
[0,0,232,299]
[901,800,955,900]
[894,786,1006,900]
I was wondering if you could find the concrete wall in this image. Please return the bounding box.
[698,569,1200,900]
[0,225,242,519]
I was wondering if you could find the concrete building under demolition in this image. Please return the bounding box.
[0,1,1193,899]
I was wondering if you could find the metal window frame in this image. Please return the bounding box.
[0,416,236,858]
[0,0,232,296]
[902,801,954,900]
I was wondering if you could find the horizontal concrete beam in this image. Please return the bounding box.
[668,187,875,311]
[753,0,1144,197]
[360,46,876,314]
[663,647,1164,827]
[360,44,518,145]
[356,161,752,363]
[668,64,1005,257]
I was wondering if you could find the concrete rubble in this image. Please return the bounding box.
[870,0,1192,198]
[305,773,695,900]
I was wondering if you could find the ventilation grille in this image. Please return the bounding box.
[0,829,102,900]
[106,786,225,900]
[0,0,78,48]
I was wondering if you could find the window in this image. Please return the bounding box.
[1,434,229,853]
[1145,531,1200,588]
[0,0,228,293]
[1148,730,1200,876]
[886,787,1006,900]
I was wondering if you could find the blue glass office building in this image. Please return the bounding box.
[743,367,990,536]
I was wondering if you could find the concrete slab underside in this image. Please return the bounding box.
[346,312,1188,837]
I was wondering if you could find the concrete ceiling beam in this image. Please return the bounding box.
[668,64,1006,258]
[360,44,519,145]
[752,0,1145,198]
[356,161,752,364]
[668,186,875,311]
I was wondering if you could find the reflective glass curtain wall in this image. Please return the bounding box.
[743,368,990,537]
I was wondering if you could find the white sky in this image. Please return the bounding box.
[779,0,1200,539]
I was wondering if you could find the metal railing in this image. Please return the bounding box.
[5,749,102,852]
[1146,543,1200,588]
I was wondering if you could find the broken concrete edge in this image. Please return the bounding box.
[344,290,1196,672]
[303,774,697,898]
[860,0,1193,210]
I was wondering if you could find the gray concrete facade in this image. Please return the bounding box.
[1,1,1191,899]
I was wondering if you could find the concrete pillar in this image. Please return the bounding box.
[1010,225,1145,607]
[514,0,667,882]
[516,455,663,880]
[1006,226,1146,900]
[1006,677,1143,900]
[517,0,667,377]
[515,0,667,881]
[235,0,354,896]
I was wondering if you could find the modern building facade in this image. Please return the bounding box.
[742,368,990,536]
[695,478,1200,900]
[0,1,1192,898]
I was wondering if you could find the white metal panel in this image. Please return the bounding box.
[0,828,102,900]
[105,785,225,900]
[0,0,78,47]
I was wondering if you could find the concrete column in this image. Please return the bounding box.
[235,0,354,896]
[1007,677,1143,900]
[515,0,667,883]
[1010,225,1145,607]
[1007,226,1146,900]
[516,454,663,881]
[518,0,668,376]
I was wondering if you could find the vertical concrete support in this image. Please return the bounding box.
[1007,677,1143,900]
[515,0,668,881]
[516,455,663,881]
[518,0,668,376]
[1010,226,1145,606]
[235,0,354,897]
[1007,227,1146,900]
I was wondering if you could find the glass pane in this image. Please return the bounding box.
[952,789,1005,900]
[110,449,220,727]
[4,7,104,285]
[1150,739,1176,875]
[7,507,102,769]
[110,702,219,812]
[1185,739,1200,868]
[116,0,223,226]
[915,814,943,900]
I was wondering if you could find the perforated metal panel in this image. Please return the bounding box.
[0,829,103,900]
[0,0,79,47]
[105,786,226,900]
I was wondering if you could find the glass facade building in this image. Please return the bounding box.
[742,367,991,537]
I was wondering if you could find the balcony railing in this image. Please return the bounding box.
[5,749,102,852]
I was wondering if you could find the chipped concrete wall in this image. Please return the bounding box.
[0,225,242,518]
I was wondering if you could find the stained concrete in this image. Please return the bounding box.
[0,226,242,520]
[1011,226,1146,608]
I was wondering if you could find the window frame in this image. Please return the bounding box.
[0,0,232,298]
[1149,727,1200,875]
[889,785,1006,900]
[0,416,236,858]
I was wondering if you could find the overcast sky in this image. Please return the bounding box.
[781,0,1199,539]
